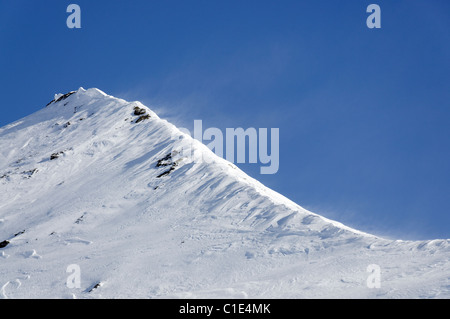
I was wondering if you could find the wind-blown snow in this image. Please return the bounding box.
[0,88,449,298]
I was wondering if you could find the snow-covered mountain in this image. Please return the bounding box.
[0,88,448,299]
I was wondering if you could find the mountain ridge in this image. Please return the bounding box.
[0,88,448,298]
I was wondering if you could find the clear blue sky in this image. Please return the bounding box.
[1,0,449,240]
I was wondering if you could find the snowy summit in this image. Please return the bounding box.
[0,88,449,298]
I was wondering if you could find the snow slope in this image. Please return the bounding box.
[0,88,449,299]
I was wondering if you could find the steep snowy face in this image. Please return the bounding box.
[0,87,358,236]
[0,88,449,299]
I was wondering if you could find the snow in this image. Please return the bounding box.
[0,88,449,299]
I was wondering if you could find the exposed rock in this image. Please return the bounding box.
[156,153,172,167]
[135,114,150,123]
[75,214,85,224]
[157,166,176,178]
[22,168,38,178]
[46,91,76,107]
[133,106,147,115]
[155,153,180,178]
[87,282,103,293]
[50,151,64,160]
[0,240,10,249]
[14,230,25,237]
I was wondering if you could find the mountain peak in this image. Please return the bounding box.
[0,88,449,298]
[46,87,108,107]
